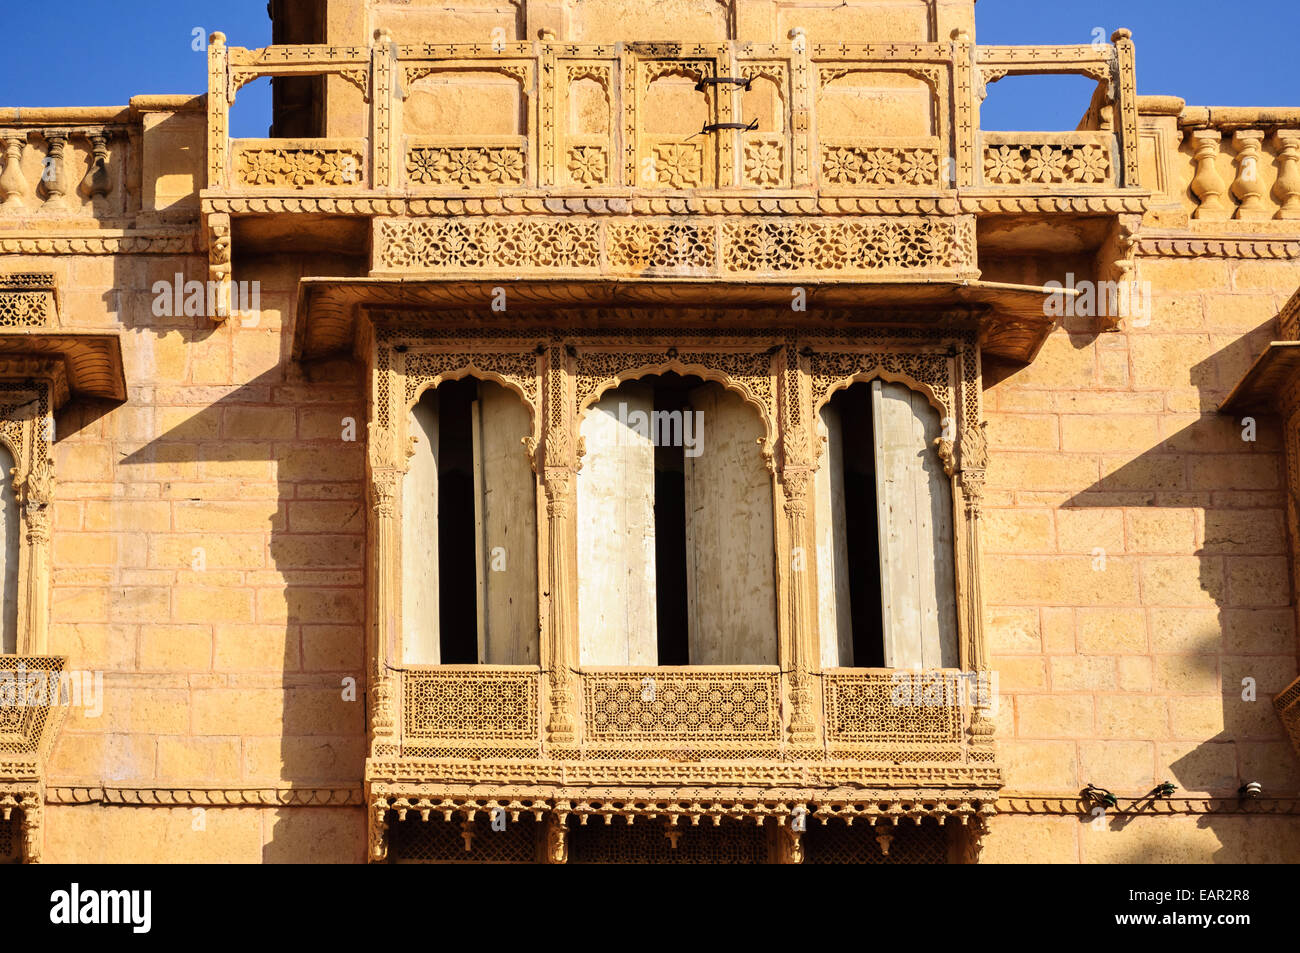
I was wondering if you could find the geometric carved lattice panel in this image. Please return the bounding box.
[0,815,16,864]
[0,657,64,754]
[803,819,951,864]
[389,816,539,864]
[569,818,768,864]
[583,671,781,743]
[401,669,539,742]
[824,672,964,744]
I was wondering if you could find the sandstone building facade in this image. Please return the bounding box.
[1,0,1298,863]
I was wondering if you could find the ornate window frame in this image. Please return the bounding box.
[0,365,60,865]
[361,314,998,862]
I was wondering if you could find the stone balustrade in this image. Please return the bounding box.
[1139,97,1300,222]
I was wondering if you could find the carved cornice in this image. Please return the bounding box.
[46,784,365,806]
[0,231,200,255]
[366,759,1004,789]
[200,192,1151,218]
[1137,235,1300,259]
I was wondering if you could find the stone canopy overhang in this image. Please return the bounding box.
[292,275,1074,364]
[0,330,128,408]
[1219,289,1300,415]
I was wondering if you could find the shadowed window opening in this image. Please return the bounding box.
[832,386,885,667]
[436,378,479,663]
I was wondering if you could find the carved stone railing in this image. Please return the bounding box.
[0,121,123,217]
[979,131,1116,188]
[396,666,543,759]
[822,670,987,763]
[579,667,783,759]
[1139,101,1300,222]
[231,138,368,190]
[391,664,990,765]
[206,33,1144,200]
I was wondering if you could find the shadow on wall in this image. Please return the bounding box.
[1027,326,1300,863]
[98,247,369,862]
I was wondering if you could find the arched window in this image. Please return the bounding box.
[0,441,16,654]
[577,373,777,665]
[815,379,957,669]
[401,377,538,664]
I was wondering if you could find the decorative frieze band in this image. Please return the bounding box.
[46,785,365,806]
[373,214,977,278]
[1137,236,1300,259]
[201,193,1150,218]
[0,233,200,255]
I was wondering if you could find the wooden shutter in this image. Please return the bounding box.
[401,394,441,663]
[871,381,958,669]
[814,400,854,667]
[475,383,539,664]
[577,384,658,664]
[683,383,778,664]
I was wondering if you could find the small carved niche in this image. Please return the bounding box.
[405,69,527,137]
[818,71,934,139]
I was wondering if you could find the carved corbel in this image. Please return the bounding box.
[546,813,569,863]
[1189,130,1231,220]
[958,420,987,516]
[1230,130,1268,221]
[367,797,390,863]
[777,824,804,864]
[20,800,43,864]
[206,212,232,320]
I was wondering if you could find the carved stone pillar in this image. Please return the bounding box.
[543,345,577,746]
[958,420,995,759]
[0,135,28,209]
[1189,130,1230,220]
[1273,130,1300,220]
[1110,29,1140,187]
[371,29,395,190]
[367,426,398,758]
[207,32,229,189]
[21,459,53,655]
[38,131,68,211]
[1231,130,1268,220]
[781,344,816,746]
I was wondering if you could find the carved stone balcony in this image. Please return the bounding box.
[203,30,1146,323]
[0,655,68,864]
[367,664,999,861]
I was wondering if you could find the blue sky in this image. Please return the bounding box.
[0,1,1295,136]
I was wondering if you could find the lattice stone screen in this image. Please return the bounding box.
[823,671,967,761]
[400,668,541,758]
[0,656,65,755]
[582,669,781,746]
